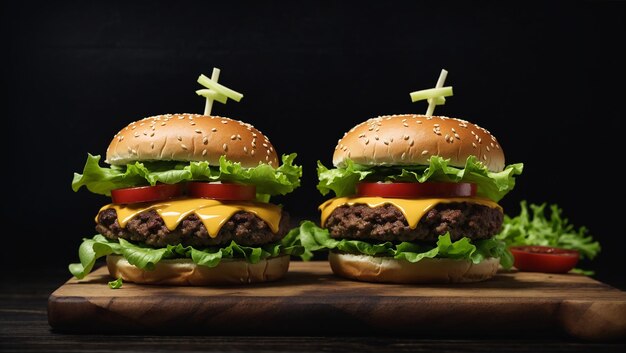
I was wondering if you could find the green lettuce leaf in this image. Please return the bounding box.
[292,221,512,268]
[72,153,302,201]
[69,234,304,279]
[497,201,600,260]
[317,156,523,202]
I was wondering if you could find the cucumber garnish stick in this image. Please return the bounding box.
[409,69,453,116]
[197,73,244,102]
[409,87,453,103]
[196,68,244,115]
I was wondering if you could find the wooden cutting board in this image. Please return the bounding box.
[48,261,626,341]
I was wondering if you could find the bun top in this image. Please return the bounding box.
[106,114,279,168]
[333,114,505,172]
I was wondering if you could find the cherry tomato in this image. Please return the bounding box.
[111,184,183,204]
[509,246,579,273]
[187,182,256,201]
[356,182,477,198]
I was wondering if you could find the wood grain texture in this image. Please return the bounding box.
[47,262,626,341]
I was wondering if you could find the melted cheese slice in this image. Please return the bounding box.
[98,198,282,238]
[319,197,501,229]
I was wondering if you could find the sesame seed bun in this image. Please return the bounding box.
[333,114,505,172]
[106,113,279,168]
[329,252,500,283]
[106,254,290,285]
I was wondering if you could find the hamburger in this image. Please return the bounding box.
[298,114,523,283]
[69,113,303,285]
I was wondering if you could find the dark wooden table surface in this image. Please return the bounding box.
[2,267,625,353]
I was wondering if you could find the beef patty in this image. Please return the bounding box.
[324,202,502,243]
[96,209,289,247]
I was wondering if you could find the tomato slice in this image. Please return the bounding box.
[356,182,477,198]
[509,246,579,273]
[187,182,256,201]
[111,184,183,204]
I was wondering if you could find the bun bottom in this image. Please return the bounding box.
[106,255,290,285]
[329,252,499,283]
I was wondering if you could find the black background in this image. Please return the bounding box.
[1,1,624,288]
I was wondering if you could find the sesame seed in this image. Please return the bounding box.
[269,146,274,152]
[403,135,410,140]
[483,154,487,160]
[421,150,429,155]
[486,146,491,152]
[131,149,137,154]
[195,129,202,134]
[374,135,379,140]
[244,146,248,153]
[364,139,369,145]
[221,120,228,124]
[445,134,450,140]
[181,144,188,150]
[252,133,257,137]
[263,143,268,148]
[495,144,500,149]
[150,142,154,149]
[266,150,271,155]
[237,134,241,140]
[265,155,269,161]
[202,149,207,156]
[150,132,155,137]
[403,122,409,127]
[427,117,433,120]
[118,136,124,141]
[231,135,237,140]
[416,120,422,124]
[358,133,365,138]
[490,142,495,147]
[190,121,196,126]
[368,127,374,131]
[472,142,477,148]
[454,133,460,139]
[251,150,255,156]
[478,138,482,143]
[223,144,228,152]
[434,124,440,127]
[177,136,182,141]
[134,132,139,137]
[211,128,217,132]
[178,116,185,120]
[203,137,208,145]
[161,122,166,126]
[451,128,456,133]
[475,134,479,140]
[401,152,406,160]
[383,140,389,145]
[402,119,407,123]
[410,140,414,147]
[143,131,147,136]
[471,131,475,135]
